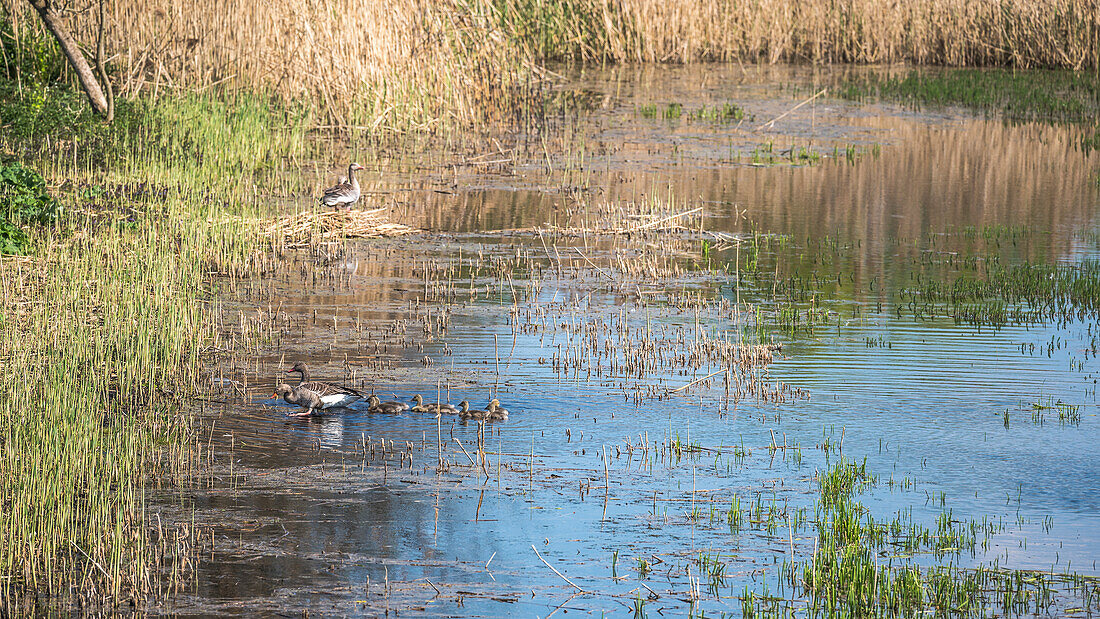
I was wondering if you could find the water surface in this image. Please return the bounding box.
[161,64,1100,616]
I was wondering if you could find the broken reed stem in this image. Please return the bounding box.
[452,437,477,467]
[572,246,616,283]
[759,88,828,130]
[532,544,587,592]
[668,368,726,394]
[436,379,443,472]
[624,206,703,233]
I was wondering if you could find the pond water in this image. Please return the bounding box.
[162,65,1100,616]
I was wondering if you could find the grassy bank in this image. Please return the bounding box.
[0,86,300,607]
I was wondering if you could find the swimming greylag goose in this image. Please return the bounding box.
[274,384,325,417]
[320,163,364,210]
[459,400,507,421]
[486,398,510,417]
[286,362,363,408]
[367,395,409,414]
[410,394,458,414]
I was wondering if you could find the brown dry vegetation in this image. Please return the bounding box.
[1,0,541,128]
[3,0,1098,130]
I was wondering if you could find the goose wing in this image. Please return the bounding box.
[321,180,359,206]
[301,381,363,398]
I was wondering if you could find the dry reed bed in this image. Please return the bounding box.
[3,0,1096,131]
[263,207,421,248]
[504,0,1100,68]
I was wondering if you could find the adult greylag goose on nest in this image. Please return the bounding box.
[320,163,364,210]
[286,362,363,409]
[459,400,507,421]
[367,395,409,414]
[410,394,458,414]
[274,384,325,417]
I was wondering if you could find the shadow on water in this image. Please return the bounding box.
[159,64,1100,616]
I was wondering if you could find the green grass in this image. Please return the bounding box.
[760,459,1100,617]
[689,102,750,122]
[0,80,304,604]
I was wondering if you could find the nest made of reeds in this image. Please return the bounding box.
[265,207,420,248]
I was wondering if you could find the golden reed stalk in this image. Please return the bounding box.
[606,0,1099,67]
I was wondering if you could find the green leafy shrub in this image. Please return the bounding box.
[1,162,61,223]
[0,218,28,254]
[0,162,60,254]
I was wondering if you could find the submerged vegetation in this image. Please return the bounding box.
[838,67,1100,123]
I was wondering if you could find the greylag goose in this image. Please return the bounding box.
[486,398,510,417]
[410,394,458,414]
[286,362,363,408]
[274,383,325,417]
[367,394,409,414]
[320,163,364,210]
[459,400,507,421]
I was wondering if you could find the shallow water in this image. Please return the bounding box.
[161,65,1100,616]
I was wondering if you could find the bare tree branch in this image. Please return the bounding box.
[95,0,114,122]
[26,0,113,121]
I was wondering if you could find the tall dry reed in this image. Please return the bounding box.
[500,0,1100,69]
[5,0,1097,132]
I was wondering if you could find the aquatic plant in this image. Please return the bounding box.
[785,459,1099,617]
[839,67,1100,123]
